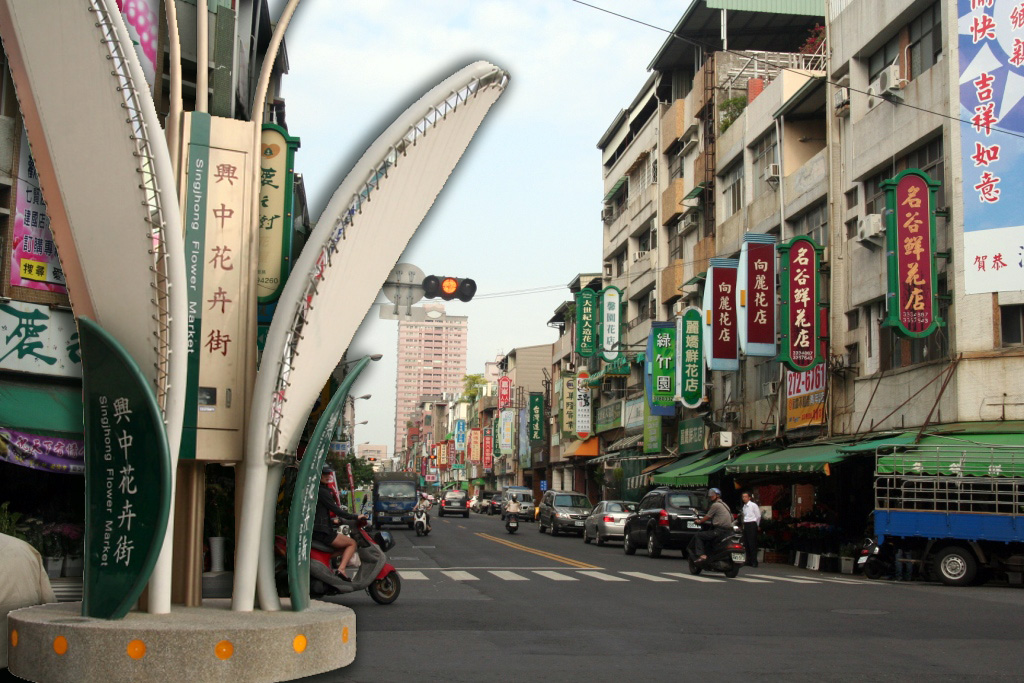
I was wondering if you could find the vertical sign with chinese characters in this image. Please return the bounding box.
[785,364,826,430]
[575,289,597,357]
[561,376,576,437]
[676,307,705,409]
[497,375,512,410]
[80,317,170,620]
[883,169,944,338]
[258,124,300,303]
[777,236,822,372]
[958,0,1024,294]
[643,399,662,455]
[575,371,592,440]
[737,234,777,357]
[599,286,623,361]
[482,427,494,470]
[439,441,449,467]
[454,419,467,453]
[678,417,705,453]
[702,258,739,371]
[518,408,530,467]
[11,129,65,292]
[499,408,515,456]
[529,393,545,442]
[469,427,482,464]
[651,325,675,407]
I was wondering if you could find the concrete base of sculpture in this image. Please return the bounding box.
[7,599,355,682]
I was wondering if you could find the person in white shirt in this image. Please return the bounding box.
[1,533,56,669]
[741,492,761,567]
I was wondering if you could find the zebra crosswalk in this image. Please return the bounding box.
[394,568,881,587]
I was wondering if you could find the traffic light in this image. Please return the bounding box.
[422,275,476,302]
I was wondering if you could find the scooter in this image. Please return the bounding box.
[413,507,431,537]
[505,513,519,534]
[686,524,746,578]
[274,518,402,604]
[858,537,895,580]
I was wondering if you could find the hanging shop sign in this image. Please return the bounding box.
[468,427,482,463]
[482,427,493,470]
[498,375,512,409]
[678,417,705,454]
[883,168,944,338]
[595,399,622,433]
[0,428,84,475]
[454,419,467,453]
[644,321,676,417]
[575,371,592,440]
[599,285,623,361]
[258,124,300,303]
[624,397,644,431]
[575,288,597,357]
[785,364,826,430]
[0,301,82,378]
[80,317,170,620]
[499,408,515,456]
[11,129,65,293]
[676,306,705,409]
[561,375,577,437]
[643,399,662,455]
[958,0,1024,295]
[529,393,544,441]
[702,258,739,371]
[518,408,530,467]
[777,236,822,372]
[737,233,777,357]
[650,324,676,408]
[439,440,449,467]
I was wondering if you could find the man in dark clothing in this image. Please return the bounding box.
[313,466,364,578]
[692,488,734,560]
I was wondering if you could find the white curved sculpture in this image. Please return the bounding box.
[235,61,510,611]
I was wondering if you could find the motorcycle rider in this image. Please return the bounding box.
[505,495,522,520]
[692,488,733,562]
[414,492,433,532]
[313,465,365,579]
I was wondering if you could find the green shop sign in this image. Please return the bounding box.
[677,306,704,409]
[576,289,597,357]
[595,399,622,433]
[81,317,171,620]
[643,399,662,454]
[651,325,676,407]
[528,393,544,442]
[678,417,705,454]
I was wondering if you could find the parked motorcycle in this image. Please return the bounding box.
[505,513,519,534]
[858,537,894,580]
[686,524,746,578]
[274,518,402,605]
[413,507,431,537]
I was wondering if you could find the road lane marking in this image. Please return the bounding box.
[620,571,675,582]
[474,533,600,569]
[661,572,722,583]
[732,577,771,583]
[534,571,577,581]
[490,571,528,581]
[458,525,467,529]
[401,571,428,580]
[442,571,478,581]
[577,571,628,582]
[747,574,819,584]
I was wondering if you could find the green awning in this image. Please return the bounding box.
[603,176,627,201]
[727,442,849,474]
[683,183,706,200]
[470,478,487,486]
[652,450,729,486]
[683,272,707,286]
[877,432,1024,477]
[837,433,917,453]
[0,378,83,436]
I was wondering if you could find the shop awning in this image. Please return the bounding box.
[727,442,849,475]
[0,378,83,436]
[651,450,730,486]
[683,271,707,286]
[470,478,487,486]
[876,432,1024,477]
[606,433,643,453]
[603,176,627,201]
[837,433,917,453]
[641,457,678,476]
[564,437,600,457]
[683,182,706,200]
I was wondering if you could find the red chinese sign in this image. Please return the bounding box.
[710,264,738,364]
[468,428,481,464]
[497,376,512,409]
[482,427,493,469]
[778,236,820,372]
[745,240,776,350]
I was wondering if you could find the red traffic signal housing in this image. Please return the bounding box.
[422,275,476,302]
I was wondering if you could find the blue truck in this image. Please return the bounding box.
[874,445,1024,586]
[372,472,419,530]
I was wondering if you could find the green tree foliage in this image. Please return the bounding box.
[326,453,376,487]
[719,96,748,134]
[461,373,486,402]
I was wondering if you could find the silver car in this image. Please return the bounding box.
[583,500,638,546]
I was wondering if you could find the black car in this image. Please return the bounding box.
[486,494,502,515]
[623,488,710,558]
[438,490,470,518]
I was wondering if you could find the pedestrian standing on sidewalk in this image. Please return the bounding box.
[741,492,761,567]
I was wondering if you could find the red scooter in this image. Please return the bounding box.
[275,518,402,604]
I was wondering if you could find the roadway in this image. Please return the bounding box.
[305,510,1024,682]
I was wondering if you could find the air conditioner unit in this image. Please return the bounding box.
[878,64,905,95]
[602,205,615,223]
[762,381,778,396]
[564,361,576,373]
[709,431,734,448]
[681,211,701,233]
[763,163,781,183]
[632,250,649,263]
[866,77,883,110]
[603,262,613,277]
[857,213,885,242]
[833,86,850,115]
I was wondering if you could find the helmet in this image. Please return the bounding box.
[708,487,721,497]
[322,464,335,475]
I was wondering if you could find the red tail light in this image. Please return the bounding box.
[658,509,670,527]
[729,543,745,551]
[441,500,446,506]
[603,516,615,523]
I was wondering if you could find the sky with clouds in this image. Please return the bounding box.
[276,0,692,454]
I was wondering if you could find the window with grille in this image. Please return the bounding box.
[751,130,778,199]
[790,202,828,247]
[1001,305,1024,347]
[908,2,942,80]
[721,161,743,218]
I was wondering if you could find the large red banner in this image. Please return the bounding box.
[746,241,775,346]
[498,376,512,409]
[894,173,934,334]
[482,427,493,469]
[785,237,818,370]
[712,267,738,362]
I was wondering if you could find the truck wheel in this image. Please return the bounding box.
[933,547,977,586]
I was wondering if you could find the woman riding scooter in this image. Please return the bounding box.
[314,465,365,580]
[505,496,522,533]
[414,492,433,533]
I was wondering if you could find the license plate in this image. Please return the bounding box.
[731,553,746,563]
[857,556,868,565]
[509,521,518,526]
[687,521,699,529]
[574,521,585,526]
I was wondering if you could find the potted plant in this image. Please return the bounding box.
[39,524,65,579]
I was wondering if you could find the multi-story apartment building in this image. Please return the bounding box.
[494,343,551,489]
[393,302,468,455]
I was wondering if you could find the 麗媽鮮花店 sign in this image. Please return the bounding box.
[883,169,944,338]
[702,258,739,372]
[778,236,822,372]
[676,306,704,409]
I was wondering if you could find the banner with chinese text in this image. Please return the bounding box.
[650,325,675,407]
[482,427,493,470]
[455,418,467,453]
[498,376,512,409]
[0,301,82,377]
[785,364,826,430]
[11,129,65,293]
[737,234,777,357]
[777,236,822,372]
[575,371,592,440]
[529,393,544,441]
[499,408,514,456]
[702,259,739,371]
[575,289,597,357]
[258,124,299,302]
[958,0,1024,294]
[676,307,704,409]
[599,286,622,361]
[469,427,482,463]
[643,399,662,455]
[561,375,576,437]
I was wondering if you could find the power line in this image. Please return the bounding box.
[569,0,1024,142]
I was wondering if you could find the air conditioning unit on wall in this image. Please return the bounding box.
[878,64,905,95]
[632,250,649,263]
[762,381,778,396]
[833,86,850,116]
[866,78,883,111]
[857,213,885,242]
[709,431,734,448]
[763,163,781,183]
[602,205,615,223]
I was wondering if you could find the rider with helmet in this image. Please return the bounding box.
[414,491,433,532]
[692,488,733,562]
[313,465,365,579]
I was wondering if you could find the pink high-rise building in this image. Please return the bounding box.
[394,303,468,457]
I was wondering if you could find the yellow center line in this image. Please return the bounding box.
[475,533,599,569]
